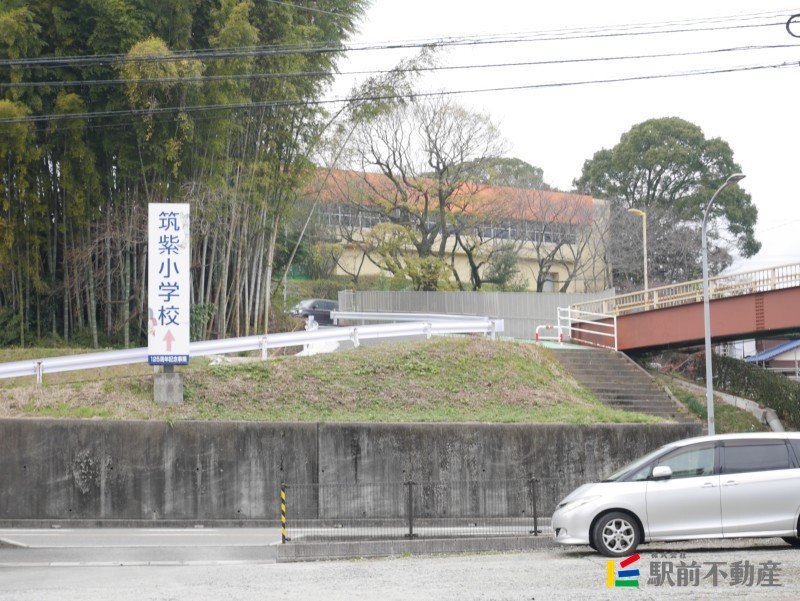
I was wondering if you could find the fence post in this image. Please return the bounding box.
[528,476,540,536]
[281,484,287,544]
[405,480,416,539]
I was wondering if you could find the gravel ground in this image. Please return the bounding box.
[1,539,798,600]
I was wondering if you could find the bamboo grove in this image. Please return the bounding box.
[0,0,369,347]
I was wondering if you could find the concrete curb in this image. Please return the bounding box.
[276,535,558,562]
[0,519,278,529]
[0,537,23,549]
[665,377,784,432]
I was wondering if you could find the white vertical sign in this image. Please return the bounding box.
[148,203,191,365]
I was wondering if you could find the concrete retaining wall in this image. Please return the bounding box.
[0,420,317,522]
[0,419,700,524]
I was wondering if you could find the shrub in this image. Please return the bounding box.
[699,354,800,430]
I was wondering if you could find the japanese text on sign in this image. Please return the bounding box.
[148,203,190,365]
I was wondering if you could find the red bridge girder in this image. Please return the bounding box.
[574,287,800,352]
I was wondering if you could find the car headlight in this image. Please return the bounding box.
[556,495,601,512]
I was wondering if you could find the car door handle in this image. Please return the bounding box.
[701,482,716,488]
[723,481,738,486]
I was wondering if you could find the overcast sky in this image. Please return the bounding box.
[330,1,800,272]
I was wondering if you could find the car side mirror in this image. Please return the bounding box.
[652,465,673,480]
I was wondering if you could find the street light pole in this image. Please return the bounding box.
[627,208,648,295]
[702,173,745,435]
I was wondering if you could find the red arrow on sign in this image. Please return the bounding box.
[163,330,175,352]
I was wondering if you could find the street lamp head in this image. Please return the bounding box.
[726,173,746,185]
[627,208,646,218]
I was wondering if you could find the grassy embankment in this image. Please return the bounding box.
[0,338,663,424]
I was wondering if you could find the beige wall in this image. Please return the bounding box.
[333,233,606,293]
[327,198,611,293]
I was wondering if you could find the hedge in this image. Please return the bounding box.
[705,354,800,430]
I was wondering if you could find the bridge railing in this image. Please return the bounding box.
[570,263,800,317]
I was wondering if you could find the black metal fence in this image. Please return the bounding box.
[281,478,562,542]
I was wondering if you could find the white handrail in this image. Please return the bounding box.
[0,316,505,383]
[558,306,618,351]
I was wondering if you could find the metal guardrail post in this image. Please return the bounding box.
[281,484,287,543]
[405,480,416,539]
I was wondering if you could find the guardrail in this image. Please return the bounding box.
[570,262,800,317]
[0,315,504,384]
[332,310,493,323]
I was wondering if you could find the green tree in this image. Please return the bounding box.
[574,117,759,287]
[460,157,551,190]
[0,6,44,106]
[0,100,40,346]
[0,0,370,347]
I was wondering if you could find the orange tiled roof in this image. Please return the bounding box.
[307,169,594,224]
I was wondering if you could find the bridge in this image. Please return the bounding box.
[563,263,800,352]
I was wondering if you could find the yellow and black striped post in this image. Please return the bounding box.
[280,484,287,544]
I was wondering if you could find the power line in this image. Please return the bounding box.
[2,60,795,126]
[0,13,789,69]
[1,44,795,90]
[760,217,800,233]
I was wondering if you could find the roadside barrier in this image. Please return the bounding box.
[279,478,552,543]
[0,315,504,384]
[534,324,563,344]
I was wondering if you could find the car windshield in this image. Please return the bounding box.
[602,446,670,482]
[294,300,315,310]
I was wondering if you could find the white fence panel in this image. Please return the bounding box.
[338,290,614,340]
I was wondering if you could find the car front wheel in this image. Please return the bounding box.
[593,512,641,557]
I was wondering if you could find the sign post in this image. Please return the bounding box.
[148,203,191,403]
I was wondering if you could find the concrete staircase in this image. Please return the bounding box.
[553,347,699,424]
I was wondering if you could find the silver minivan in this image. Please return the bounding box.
[552,433,800,557]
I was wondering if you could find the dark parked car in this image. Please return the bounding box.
[289,299,339,325]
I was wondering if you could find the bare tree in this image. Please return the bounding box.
[448,197,525,290]
[505,189,598,292]
[577,200,614,292]
[342,95,506,286]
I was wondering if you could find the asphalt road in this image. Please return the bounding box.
[1,531,799,600]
